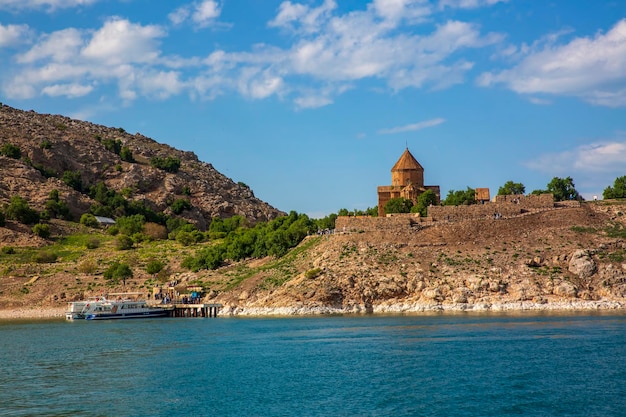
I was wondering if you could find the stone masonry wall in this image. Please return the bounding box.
[336,194,580,232]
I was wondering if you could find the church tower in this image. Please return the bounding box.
[377,148,440,217]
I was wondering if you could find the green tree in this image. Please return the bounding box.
[171,198,192,215]
[120,146,135,162]
[102,138,122,155]
[603,176,626,199]
[62,170,82,191]
[546,176,580,202]
[150,156,181,173]
[413,190,438,216]
[5,196,40,225]
[0,143,21,159]
[443,187,476,206]
[80,213,100,228]
[384,198,413,214]
[116,214,145,235]
[116,234,134,250]
[103,261,133,285]
[32,223,51,238]
[497,181,526,196]
[146,259,164,275]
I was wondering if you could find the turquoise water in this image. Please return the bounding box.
[1,313,625,416]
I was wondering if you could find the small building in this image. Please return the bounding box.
[475,188,490,204]
[377,148,440,217]
[94,216,116,226]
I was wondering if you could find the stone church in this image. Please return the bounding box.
[377,148,440,216]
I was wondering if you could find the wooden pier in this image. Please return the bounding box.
[168,303,222,318]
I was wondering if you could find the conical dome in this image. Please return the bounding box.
[391,148,424,187]
[392,148,423,172]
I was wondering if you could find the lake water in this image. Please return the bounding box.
[1,312,625,416]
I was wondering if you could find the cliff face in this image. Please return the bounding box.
[0,103,283,228]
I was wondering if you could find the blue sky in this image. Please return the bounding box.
[1,0,625,217]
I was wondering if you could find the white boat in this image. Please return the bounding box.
[66,295,171,320]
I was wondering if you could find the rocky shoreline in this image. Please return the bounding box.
[220,300,626,316]
[4,300,623,321]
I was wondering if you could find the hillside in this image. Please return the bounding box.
[0,103,283,232]
[1,201,625,316]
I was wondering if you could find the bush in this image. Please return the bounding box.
[78,260,97,274]
[5,196,40,225]
[176,231,196,246]
[305,268,322,279]
[40,139,52,149]
[32,223,51,238]
[146,259,165,275]
[1,246,16,255]
[80,213,100,228]
[120,146,135,162]
[384,197,413,214]
[0,210,4,227]
[171,198,192,215]
[150,156,181,173]
[116,214,145,235]
[33,250,58,263]
[116,234,134,250]
[86,238,100,249]
[107,226,120,236]
[102,138,122,155]
[103,261,133,285]
[143,222,168,240]
[0,143,21,159]
[62,170,82,192]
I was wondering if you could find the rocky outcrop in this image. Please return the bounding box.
[568,249,597,279]
[0,103,283,226]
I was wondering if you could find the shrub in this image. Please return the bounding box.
[32,223,51,238]
[86,238,100,249]
[182,186,191,196]
[5,196,40,225]
[62,170,82,191]
[107,226,120,236]
[150,156,181,173]
[120,146,135,162]
[305,268,322,279]
[103,261,133,285]
[116,214,145,235]
[102,138,122,155]
[1,246,16,254]
[176,231,195,246]
[80,213,100,228]
[78,260,97,274]
[171,198,192,215]
[0,143,21,159]
[116,234,134,250]
[33,250,58,263]
[146,259,165,275]
[0,210,4,227]
[40,139,52,149]
[144,222,167,240]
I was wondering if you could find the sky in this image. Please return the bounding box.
[0,0,625,218]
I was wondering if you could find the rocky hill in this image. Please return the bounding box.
[0,103,283,231]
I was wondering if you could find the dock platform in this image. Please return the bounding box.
[166,303,222,318]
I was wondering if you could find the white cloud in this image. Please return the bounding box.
[18,28,83,63]
[82,18,165,65]
[193,1,221,26]
[478,19,626,107]
[1,0,506,107]
[526,141,626,175]
[439,0,508,10]
[169,1,222,28]
[41,83,93,98]
[378,117,445,134]
[269,0,337,33]
[0,0,97,11]
[0,24,31,48]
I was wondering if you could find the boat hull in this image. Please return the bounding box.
[85,309,170,320]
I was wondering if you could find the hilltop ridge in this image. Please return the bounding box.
[0,103,283,230]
